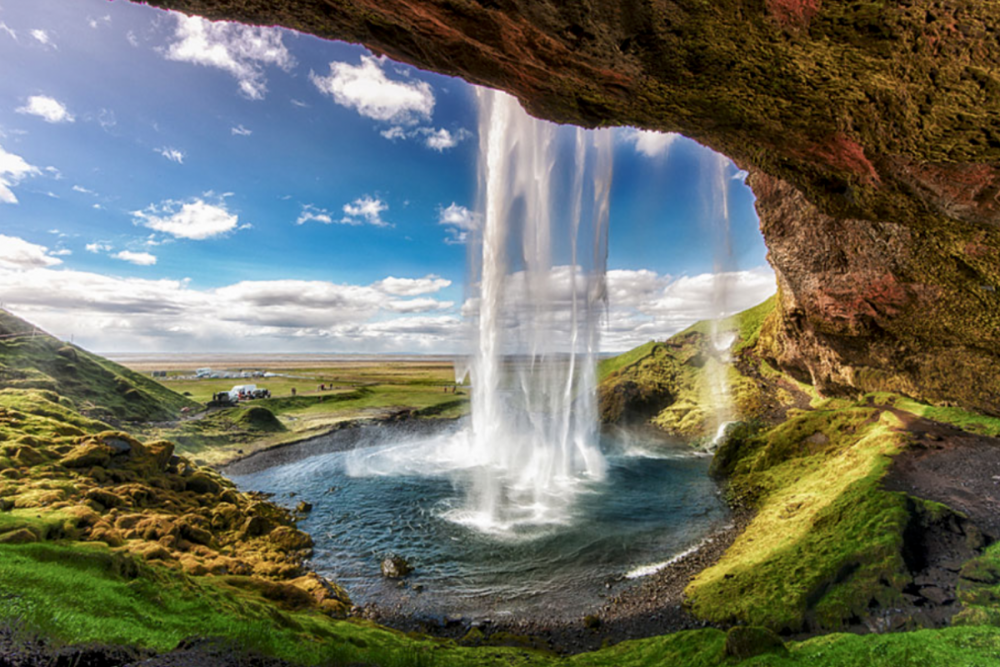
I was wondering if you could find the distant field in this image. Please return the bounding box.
[111,356,470,465]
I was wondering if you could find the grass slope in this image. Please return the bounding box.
[597,296,779,437]
[0,309,197,422]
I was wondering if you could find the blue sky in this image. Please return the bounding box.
[0,0,773,353]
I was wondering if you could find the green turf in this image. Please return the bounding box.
[0,310,197,422]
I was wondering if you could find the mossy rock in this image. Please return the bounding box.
[0,527,39,544]
[724,626,788,659]
[61,442,113,469]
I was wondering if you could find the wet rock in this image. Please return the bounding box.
[295,500,313,514]
[381,554,413,578]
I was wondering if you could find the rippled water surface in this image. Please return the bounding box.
[228,425,730,620]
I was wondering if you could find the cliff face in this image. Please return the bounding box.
[140,0,1000,414]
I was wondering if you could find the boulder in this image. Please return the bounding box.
[295,500,313,514]
[380,554,413,578]
[61,442,112,469]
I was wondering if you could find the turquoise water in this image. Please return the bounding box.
[228,425,730,620]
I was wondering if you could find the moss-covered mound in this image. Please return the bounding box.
[0,388,348,617]
[0,310,198,422]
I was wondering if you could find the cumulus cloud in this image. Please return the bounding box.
[114,250,157,266]
[375,275,451,296]
[601,266,777,350]
[619,128,679,158]
[132,197,241,240]
[0,144,41,204]
[437,203,479,244]
[231,124,252,136]
[16,95,74,123]
[422,127,471,151]
[156,147,185,164]
[86,243,112,253]
[163,13,294,100]
[0,235,63,268]
[310,56,434,124]
[341,196,390,227]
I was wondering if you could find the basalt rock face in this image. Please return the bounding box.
[140,0,1000,413]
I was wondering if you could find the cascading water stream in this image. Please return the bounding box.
[344,89,614,540]
[459,89,612,536]
[705,152,736,447]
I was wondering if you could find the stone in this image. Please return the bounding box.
[295,500,313,514]
[380,554,413,578]
[85,488,124,509]
[920,586,954,606]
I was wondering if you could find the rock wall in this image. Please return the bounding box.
[139,0,1000,413]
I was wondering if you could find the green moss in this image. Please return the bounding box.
[0,310,198,422]
[687,407,911,631]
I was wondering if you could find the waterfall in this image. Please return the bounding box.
[705,152,735,445]
[455,89,612,535]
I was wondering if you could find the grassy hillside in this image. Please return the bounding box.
[0,309,198,422]
[597,296,784,437]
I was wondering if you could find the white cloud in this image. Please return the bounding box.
[342,196,390,227]
[231,124,252,136]
[376,275,451,296]
[295,204,333,225]
[156,147,185,164]
[30,29,55,48]
[163,13,294,100]
[16,95,74,123]
[114,251,157,266]
[0,235,63,268]
[132,197,241,240]
[438,203,479,244]
[385,298,454,313]
[126,31,139,48]
[378,125,471,150]
[0,144,41,204]
[73,185,96,195]
[86,243,112,253]
[620,128,679,158]
[0,23,17,40]
[733,169,749,182]
[422,127,471,151]
[310,55,434,124]
[50,249,72,257]
[381,126,406,140]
